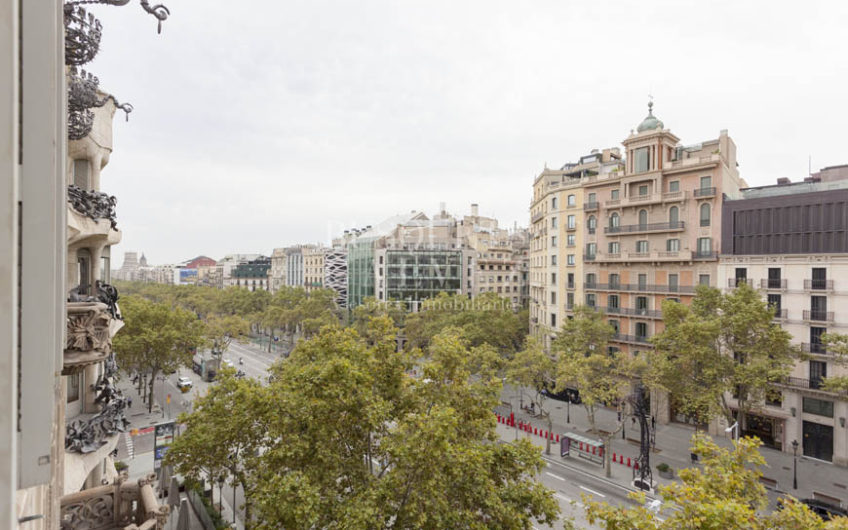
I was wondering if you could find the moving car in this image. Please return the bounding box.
[177,376,193,392]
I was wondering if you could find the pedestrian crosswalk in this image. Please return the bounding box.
[124,432,134,460]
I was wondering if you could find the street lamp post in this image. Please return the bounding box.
[566,397,571,423]
[792,439,799,490]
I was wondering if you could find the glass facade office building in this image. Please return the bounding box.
[383,250,462,307]
[347,239,376,308]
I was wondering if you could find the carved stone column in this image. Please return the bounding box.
[83,363,100,414]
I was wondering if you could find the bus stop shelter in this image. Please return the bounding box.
[560,432,604,465]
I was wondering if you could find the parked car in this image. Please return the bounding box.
[540,384,581,404]
[778,498,848,521]
[800,499,848,521]
[176,376,192,392]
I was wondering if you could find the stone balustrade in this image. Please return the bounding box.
[60,472,169,530]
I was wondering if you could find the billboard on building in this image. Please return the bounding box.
[176,268,198,285]
[153,420,176,470]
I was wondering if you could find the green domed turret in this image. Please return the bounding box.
[636,101,663,133]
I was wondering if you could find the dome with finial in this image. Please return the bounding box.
[636,100,664,133]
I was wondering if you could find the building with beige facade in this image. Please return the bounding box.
[461,204,530,309]
[303,246,327,291]
[529,148,623,345]
[583,105,746,378]
[719,167,848,466]
[3,3,169,526]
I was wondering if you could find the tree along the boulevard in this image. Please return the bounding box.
[404,292,528,356]
[165,366,269,524]
[648,284,800,430]
[506,337,557,455]
[351,296,406,336]
[552,305,642,478]
[170,318,562,529]
[584,433,848,529]
[820,333,848,394]
[113,295,207,412]
[205,313,250,356]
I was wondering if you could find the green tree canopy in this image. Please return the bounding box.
[404,292,528,356]
[648,284,800,428]
[584,434,848,529]
[552,305,639,477]
[168,319,561,529]
[113,295,207,411]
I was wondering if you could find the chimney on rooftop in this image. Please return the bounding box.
[776,177,791,185]
[471,203,479,216]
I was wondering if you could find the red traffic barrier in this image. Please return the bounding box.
[556,434,560,443]
[626,457,631,467]
[579,442,583,451]
[634,462,639,471]
[613,452,617,463]
[534,427,538,436]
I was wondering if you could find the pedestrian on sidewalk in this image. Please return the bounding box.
[127,396,133,409]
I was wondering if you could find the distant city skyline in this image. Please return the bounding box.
[87,0,848,263]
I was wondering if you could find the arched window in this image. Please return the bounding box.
[587,216,596,230]
[609,213,620,228]
[638,209,648,227]
[700,203,711,227]
[567,194,576,206]
[669,206,679,225]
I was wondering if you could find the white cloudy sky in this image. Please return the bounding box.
[90,0,848,265]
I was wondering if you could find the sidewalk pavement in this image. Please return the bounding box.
[499,388,848,507]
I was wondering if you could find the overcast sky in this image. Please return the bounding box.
[90,0,848,266]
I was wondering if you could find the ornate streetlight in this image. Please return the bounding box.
[792,439,799,490]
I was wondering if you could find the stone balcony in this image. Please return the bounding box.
[64,301,122,375]
[60,472,169,530]
[67,185,122,248]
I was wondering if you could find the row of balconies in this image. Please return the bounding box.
[602,306,663,319]
[604,221,685,235]
[584,250,718,262]
[603,190,694,209]
[730,278,835,293]
[583,282,697,294]
[779,376,848,397]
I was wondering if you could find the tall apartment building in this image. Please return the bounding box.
[529,148,623,343]
[269,247,288,293]
[719,167,848,466]
[583,105,745,368]
[303,247,325,291]
[230,257,271,291]
[461,204,530,309]
[3,3,168,525]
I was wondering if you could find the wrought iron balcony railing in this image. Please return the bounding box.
[68,185,118,229]
[804,279,834,291]
[611,333,651,344]
[693,187,716,198]
[802,342,828,355]
[583,202,599,211]
[728,278,753,288]
[585,283,696,294]
[761,278,787,289]
[803,310,834,323]
[778,376,848,396]
[604,221,685,234]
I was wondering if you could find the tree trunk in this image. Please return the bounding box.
[603,434,613,478]
[545,414,552,455]
[141,372,148,403]
[267,327,273,353]
[148,369,158,413]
